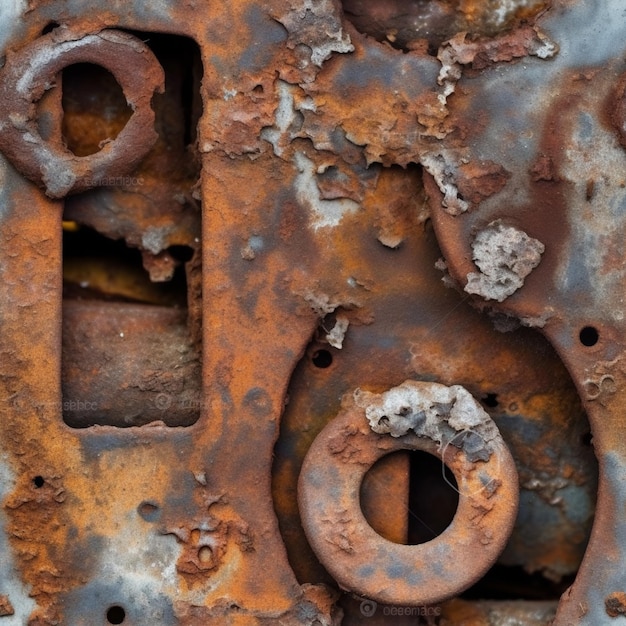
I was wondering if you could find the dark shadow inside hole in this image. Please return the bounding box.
[579,326,599,347]
[180,50,198,146]
[42,21,61,35]
[408,450,459,545]
[360,450,459,545]
[581,431,593,447]
[33,476,45,488]
[62,64,132,157]
[62,225,188,306]
[106,605,126,624]
[482,393,499,408]
[463,564,575,601]
[312,349,333,369]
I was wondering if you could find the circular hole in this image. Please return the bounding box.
[33,476,44,488]
[62,64,132,157]
[579,326,599,347]
[482,393,499,408]
[106,606,126,624]
[360,450,459,545]
[312,349,333,369]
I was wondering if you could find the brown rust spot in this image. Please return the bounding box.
[606,592,626,618]
[0,596,14,617]
[530,154,558,182]
[456,160,511,206]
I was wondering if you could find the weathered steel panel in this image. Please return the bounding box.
[0,1,616,624]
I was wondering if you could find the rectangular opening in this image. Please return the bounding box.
[61,32,203,427]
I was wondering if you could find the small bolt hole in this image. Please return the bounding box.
[106,606,126,624]
[482,393,499,408]
[33,476,44,488]
[168,245,195,263]
[312,349,333,369]
[579,326,599,347]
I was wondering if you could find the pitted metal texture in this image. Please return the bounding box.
[0,1,614,625]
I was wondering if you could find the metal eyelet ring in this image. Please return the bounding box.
[0,28,165,198]
[298,381,519,606]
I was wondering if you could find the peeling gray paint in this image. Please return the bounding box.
[0,0,26,57]
[420,151,469,216]
[354,380,499,462]
[465,222,544,302]
[294,152,359,229]
[557,97,626,313]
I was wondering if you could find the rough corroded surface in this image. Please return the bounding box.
[427,1,626,624]
[274,183,595,592]
[0,0,611,624]
[62,301,201,427]
[356,381,499,462]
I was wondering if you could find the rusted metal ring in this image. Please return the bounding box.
[0,28,165,198]
[298,381,519,606]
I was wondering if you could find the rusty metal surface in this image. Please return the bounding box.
[273,191,595,592]
[336,597,559,625]
[424,2,626,623]
[0,0,617,624]
[62,301,201,427]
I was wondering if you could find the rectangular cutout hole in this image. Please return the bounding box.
[61,32,203,428]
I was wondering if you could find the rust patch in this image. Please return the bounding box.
[606,592,626,618]
[0,596,14,617]
[456,160,511,207]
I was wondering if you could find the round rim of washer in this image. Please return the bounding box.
[0,28,165,198]
[298,380,519,606]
